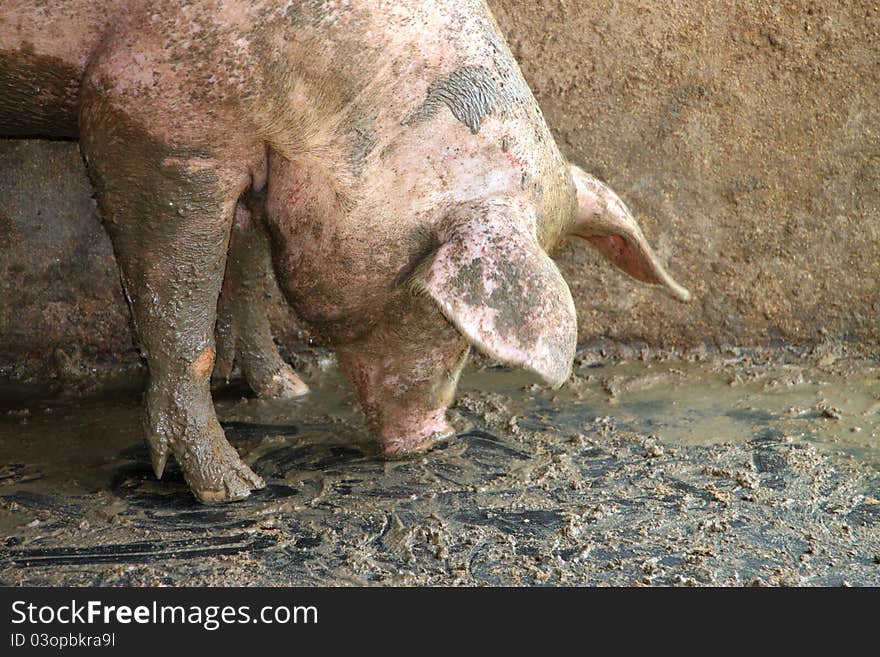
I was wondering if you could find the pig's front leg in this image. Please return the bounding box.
[214,194,309,400]
[79,102,265,503]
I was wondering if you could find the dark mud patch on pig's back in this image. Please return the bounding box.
[403,66,508,135]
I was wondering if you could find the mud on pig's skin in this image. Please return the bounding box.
[0,0,689,502]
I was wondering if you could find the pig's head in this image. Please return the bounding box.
[337,168,689,457]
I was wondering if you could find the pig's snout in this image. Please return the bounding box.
[379,408,456,458]
[336,298,470,459]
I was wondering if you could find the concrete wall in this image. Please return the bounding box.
[0,141,136,384]
[1,1,878,383]
[491,0,879,347]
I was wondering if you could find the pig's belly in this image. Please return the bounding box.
[0,50,83,138]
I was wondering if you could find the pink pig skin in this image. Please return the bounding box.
[0,1,689,502]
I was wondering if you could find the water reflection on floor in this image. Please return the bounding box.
[1,353,878,502]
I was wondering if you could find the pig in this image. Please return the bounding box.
[0,0,690,503]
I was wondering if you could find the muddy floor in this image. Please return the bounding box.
[0,346,878,587]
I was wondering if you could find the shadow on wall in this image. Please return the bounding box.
[1,0,878,383]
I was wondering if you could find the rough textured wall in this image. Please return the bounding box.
[1,1,879,383]
[0,141,136,383]
[490,0,879,347]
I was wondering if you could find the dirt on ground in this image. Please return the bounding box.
[1,347,878,587]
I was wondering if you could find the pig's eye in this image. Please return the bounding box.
[393,232,441,288]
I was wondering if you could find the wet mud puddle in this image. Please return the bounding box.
[4,354,877,498]
[1,351,879,586]
[465,354,880,473]
[550,355,880,469]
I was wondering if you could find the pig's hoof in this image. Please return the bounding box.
[382,429,456,460]
[193,461,265,504]
[257,366,310,400]
[178,424,266,504]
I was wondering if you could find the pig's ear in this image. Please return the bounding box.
[569,164,691,302]
[413,202,577,388]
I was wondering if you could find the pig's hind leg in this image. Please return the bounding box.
[79,105,266,503]
[214,193,309,399]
